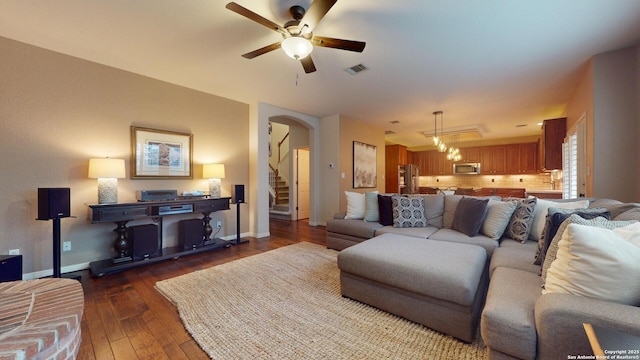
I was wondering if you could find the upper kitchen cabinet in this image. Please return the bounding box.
[539,118,566,171]
[480,145,506,175]
[506,143,538,174]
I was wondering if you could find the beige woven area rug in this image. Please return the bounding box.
[155,242,487,359]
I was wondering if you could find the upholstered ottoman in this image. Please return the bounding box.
[337,233,488,342]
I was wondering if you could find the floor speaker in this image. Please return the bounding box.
[179,218,204,250]
[232,184,245,204]
[0,255,22,282]
[37,188,71,220]
[130,224,159,260]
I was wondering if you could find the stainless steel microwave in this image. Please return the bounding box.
[453,163,481,175]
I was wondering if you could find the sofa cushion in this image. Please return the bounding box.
[392,195,427,228]
[363,191,380,222]
[374,225,439,239]
[533,208,610,266]
[326,218,383,239]
[377,195,394,226]
[489,239,539,278]
[543,222,640,306]
[452,197,489,237]
[428,228,499,257]
[481,267,542,360]
[422,194,445,228]
[505,197,537,243]
[541,214,637,283]
[344,191,366,219]
[338,233,487,307]
[482,200,516,240]
[529,198,589,241]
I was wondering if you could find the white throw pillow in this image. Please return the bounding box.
[529,198,589,241]
[344,191,366,219]
[482,200,517,240]
[543,222,640,306]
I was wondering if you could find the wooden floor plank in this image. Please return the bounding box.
[78,219,325,359]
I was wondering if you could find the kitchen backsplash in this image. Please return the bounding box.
[418,173,561,191]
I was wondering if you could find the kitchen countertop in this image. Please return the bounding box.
[526,189,562,193]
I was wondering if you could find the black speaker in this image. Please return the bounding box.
[231,184,245,204]
[130,224,159,260]
[37,188,70,220]
[0,255,22,282]
[179,218,204,250]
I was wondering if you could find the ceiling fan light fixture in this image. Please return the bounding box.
[281,36,313,60]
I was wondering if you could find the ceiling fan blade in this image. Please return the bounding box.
[242,42,282,59]
[300,56,317,74]
[311,36,366,52]
[299,0,337,33]
[226,2,287,35]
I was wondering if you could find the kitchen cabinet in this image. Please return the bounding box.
[506,143,538,174]
[539,118,566,171]
[460,147,481,163]
[385,144,408,193]
[480,188,526,198]
[427,150,453,175]
[414,151,430,176]
[480,146,506,175]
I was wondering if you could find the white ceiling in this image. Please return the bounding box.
[1,1,640,148]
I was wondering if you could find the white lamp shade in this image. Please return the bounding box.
[88,158,126,178]
[281,36,313,60]
[203,163,225,179]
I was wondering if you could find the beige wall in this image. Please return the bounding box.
[319,115,341,223]
[338,116,386,212]
[566,60,595,196]
[562,45,640,202]
[591,46,639,202]
[0,37,250,276]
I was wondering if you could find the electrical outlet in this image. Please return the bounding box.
[63,241,71,252]
[216,221,222,229]
[8,249,19,255]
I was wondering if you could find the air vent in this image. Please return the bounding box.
[516,124,527,128]
[385,130,396,135]
[390,120,400,124]
[344,63,369,75]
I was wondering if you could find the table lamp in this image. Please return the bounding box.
[203,163,225,198]
[88,158,126,204]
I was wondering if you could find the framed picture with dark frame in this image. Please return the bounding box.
[131,126,193,179]
[353,141,377,188]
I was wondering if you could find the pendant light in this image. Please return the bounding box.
[433,111,447,152]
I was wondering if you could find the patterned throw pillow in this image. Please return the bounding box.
[392,195,427,228]
[505,197,537,243]
[540,214,637,283]
[532,208,610,265]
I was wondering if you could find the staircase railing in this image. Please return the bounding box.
[268,164,279,206]
[268,131,290,209]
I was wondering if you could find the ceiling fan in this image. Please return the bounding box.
[225,0,366,74]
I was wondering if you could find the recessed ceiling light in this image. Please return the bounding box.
[537,122,543,126]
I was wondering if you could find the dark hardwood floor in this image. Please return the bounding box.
[77,219,327,359]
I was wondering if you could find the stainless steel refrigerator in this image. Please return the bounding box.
[399,164,419,194]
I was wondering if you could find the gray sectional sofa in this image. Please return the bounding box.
[327,193,640,359]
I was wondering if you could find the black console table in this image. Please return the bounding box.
[89,197,231,277]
